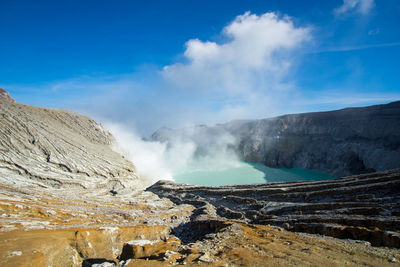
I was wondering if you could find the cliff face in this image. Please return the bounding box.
[0,89,141,191]
[151,101,400,177]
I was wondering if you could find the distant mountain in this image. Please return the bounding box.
[150,101,400,177]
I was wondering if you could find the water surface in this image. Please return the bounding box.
[174,161,335,186]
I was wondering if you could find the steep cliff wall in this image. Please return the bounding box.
[0,89,141,191]
[151,101,400,177]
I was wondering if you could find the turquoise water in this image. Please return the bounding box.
[174,161,335,186]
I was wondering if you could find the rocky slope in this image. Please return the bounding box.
[151,101,400,177]
[1,89,400,266]
[0,88,142,192]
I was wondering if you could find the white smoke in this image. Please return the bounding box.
[96,11,311,183]
[106,123,173,183]
[163,126,242,174]
[106,122,241,183]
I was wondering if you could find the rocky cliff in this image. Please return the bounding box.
[0,88,142,192]
[151,101,400,177]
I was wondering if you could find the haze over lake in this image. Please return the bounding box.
[174,161,335,186]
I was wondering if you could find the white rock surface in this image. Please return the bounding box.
[0,89,143,192]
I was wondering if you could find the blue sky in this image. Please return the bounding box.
[1,0,399,134]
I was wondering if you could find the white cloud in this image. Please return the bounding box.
[310,41,400,54]
[9,12,312,135]
[334,0,375,16]
[162,11,310,121]
[163,12,310,92]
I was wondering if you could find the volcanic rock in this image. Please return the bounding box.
[147,168,400,248]
[0,88,16,103]
[150,101,400,177]
[1,89,400,266]
[0,88,142,192]
[119,237,181,260]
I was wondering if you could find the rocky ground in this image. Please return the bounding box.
[1,89,400,266]
[1,180,400,266]
[149,169,400,248]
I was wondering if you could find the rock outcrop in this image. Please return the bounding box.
[148,168,400,248]
[0,89,142,192]
[150,101,400,177]
[0,88,16,103]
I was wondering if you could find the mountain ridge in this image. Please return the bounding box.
[150,100,400,177]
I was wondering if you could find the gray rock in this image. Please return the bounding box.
[150,101,400,177]
[147,169,400,248]
[0,89,142,191]
[0,88,16,103]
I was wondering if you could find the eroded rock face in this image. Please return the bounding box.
[147,169,400,248]
[150,101,400,177]
[0,225,171,266]
[0,89,142,191]
[0,88,16,103]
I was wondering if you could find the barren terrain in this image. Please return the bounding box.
[1,89,399,266]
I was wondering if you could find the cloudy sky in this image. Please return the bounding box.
[1,0,399,135]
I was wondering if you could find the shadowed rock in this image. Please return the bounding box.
[147,168,400,247]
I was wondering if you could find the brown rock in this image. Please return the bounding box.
[119,237,181,260]
[124,259,166,267]
[163,250,183,263]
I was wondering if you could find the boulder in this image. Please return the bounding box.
[119,237,181,260]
